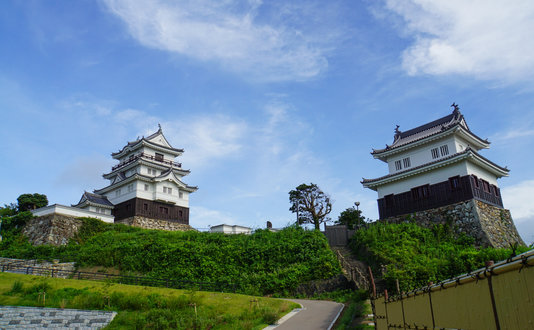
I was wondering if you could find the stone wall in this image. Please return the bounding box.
[22,214,83,246]
[383,199,524,248]
[0,257,76,278]
[115,216,195,231]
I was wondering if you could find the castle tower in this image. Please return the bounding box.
[362,105,524,247]
[93,126,197,225]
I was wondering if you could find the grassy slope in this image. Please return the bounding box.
[0,215,341,296]
[350,222,528,292]
[0,272,299,329]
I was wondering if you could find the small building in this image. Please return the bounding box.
[210,224,252,235]
[362,105,523,247]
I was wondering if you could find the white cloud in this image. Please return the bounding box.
[190,206,238,229]
[502,179,534,222]
[102,0,333,81]
[382,0,534,83]
[163,115,247,168]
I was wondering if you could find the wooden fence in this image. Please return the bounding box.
[0,263,237,293]
[371,249,534,329]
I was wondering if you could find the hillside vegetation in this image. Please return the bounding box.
[0,272,298,329]
[350,221,529,292]
[0,213,341,296]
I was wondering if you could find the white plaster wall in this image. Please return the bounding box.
[31,204,114,223]
[386,136,457,174]
[211,225,252,234]
[139,146,176,161]
[465,161,499,185]
[378,162,469,198]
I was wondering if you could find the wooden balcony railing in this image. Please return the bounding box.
[112,153,181,171]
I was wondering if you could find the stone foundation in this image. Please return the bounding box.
[383,199,524,248]
[22,214,83,246]
[115,216,195,231]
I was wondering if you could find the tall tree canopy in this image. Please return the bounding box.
[289,183,332,230]
[17,193,48,212]
[335,206,366,229]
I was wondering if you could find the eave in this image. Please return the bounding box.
[371,124,489,162]
[362,148,508,191]
[112,139,183,160]
[102,158,190,179]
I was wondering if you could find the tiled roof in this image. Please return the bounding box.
[362,147,508,185]
[111,128,184,157]
[371,108,487,155]
[73,191,114,207]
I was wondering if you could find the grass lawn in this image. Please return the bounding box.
[0,273,298,329]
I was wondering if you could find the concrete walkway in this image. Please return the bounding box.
[267,299,344,330]
[0,306,116,329]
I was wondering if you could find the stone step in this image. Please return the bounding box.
[0,306,116,329]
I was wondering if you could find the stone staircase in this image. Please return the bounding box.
[331,246,371,290]
[0,306,116,329]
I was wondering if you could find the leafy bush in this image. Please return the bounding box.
[350,222,528,292]
[0,219,340,295]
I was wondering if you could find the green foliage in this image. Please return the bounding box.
[289,183,332,230]
[336,207,366,229]
[0,273,299,329]
[16,193,48,212]
[350,222,529,292]
[0,204,17,217]
[0,219,340,295]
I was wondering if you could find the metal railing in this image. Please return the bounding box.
[0,264,237,293]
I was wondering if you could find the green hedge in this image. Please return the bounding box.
[0,216,340,295]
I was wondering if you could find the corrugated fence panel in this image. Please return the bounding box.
[427,279,496,330]
[493,265,534,329]
[386,299,404,327]
[373,297,388,330]
[402,292,434,328]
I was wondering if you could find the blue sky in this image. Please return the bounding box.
[1,0,534,244]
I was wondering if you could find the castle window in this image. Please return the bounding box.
[482,180,491,193]
[128,184,133,192]
[179,192,183,199]
[431,148,440,159]
[179,210,183,217]
[144,184,149,191]
[403,157,411,168]
[143,203,148,211]
[492,185,500,197]
[163,187,172,194]
[472,175,479,188]
[449,176,460,190]
[155,153,164,161]
[411,185,430,200]
[159,207,168,214]
[440,145,449,156]
[115,189,121,197]
[395,160,402,171]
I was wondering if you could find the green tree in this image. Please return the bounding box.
[289,183,332,230]
[336,206,366,229]
[17,193,48,212]
[0,203,18,217]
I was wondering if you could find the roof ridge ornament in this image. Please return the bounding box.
[157,123,162,132]
[394,125,402,141]
[451,102,461,117]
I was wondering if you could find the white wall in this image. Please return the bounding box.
[386,136,457,174]
[31,204,114,223]
[377,162,469,198]
[210,225,252,234]
[466,161,499,185]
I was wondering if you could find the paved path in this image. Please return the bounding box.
[0,306,116,329]
[268,299,344,330]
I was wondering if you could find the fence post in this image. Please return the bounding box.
[486,261,501,330]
